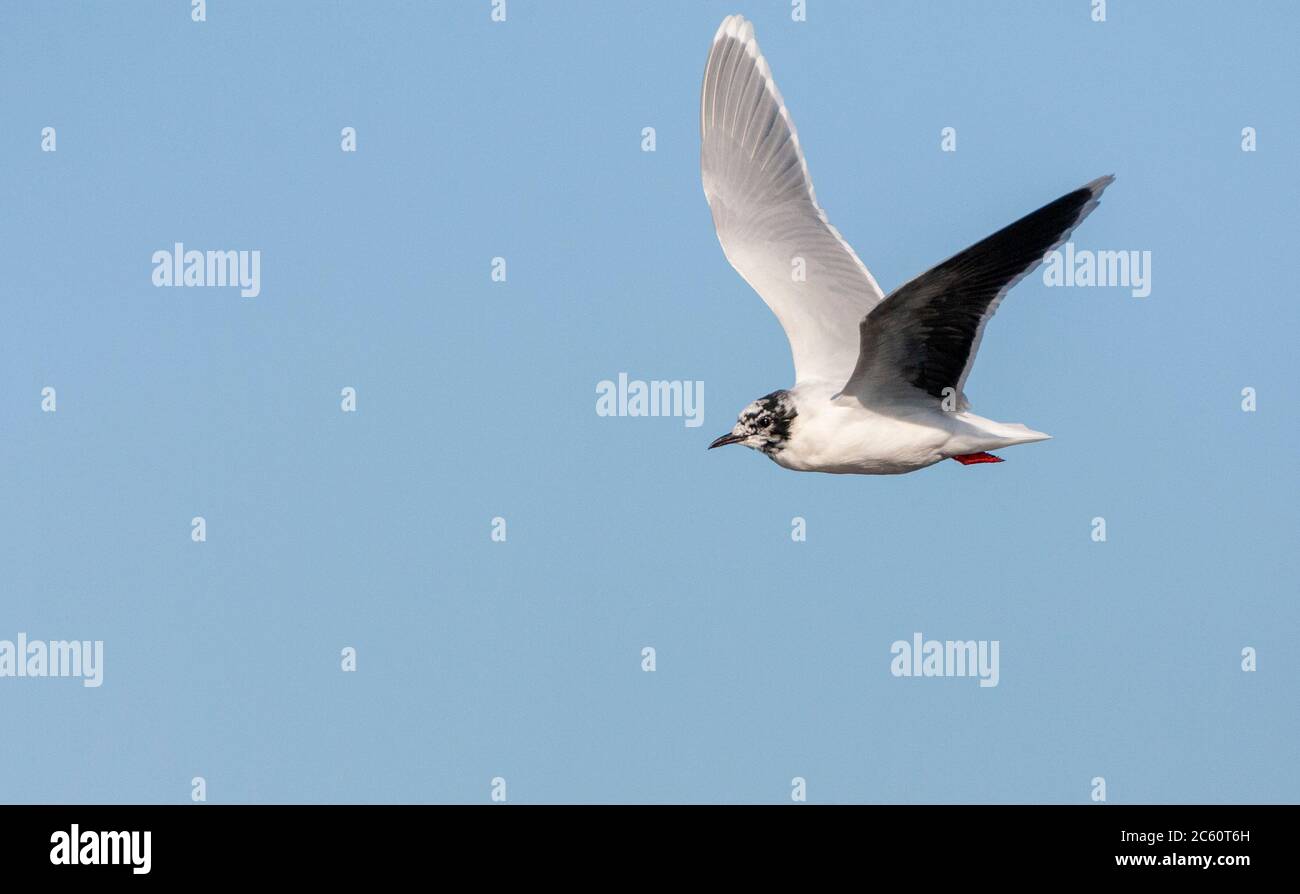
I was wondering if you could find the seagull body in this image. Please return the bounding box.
[701,15,1112,475]
[761,384,1046,475]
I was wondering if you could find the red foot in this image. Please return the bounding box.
[952,452,1004,465]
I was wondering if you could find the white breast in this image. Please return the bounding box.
[770,386,1050,475]
[774,391,951,475]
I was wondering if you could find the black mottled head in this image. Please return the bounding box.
[708,390,797,455]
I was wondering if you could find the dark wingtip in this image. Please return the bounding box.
[1087,174,1116,196]
[1067,174,1115,232]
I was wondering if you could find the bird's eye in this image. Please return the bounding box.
[758,414,773,428]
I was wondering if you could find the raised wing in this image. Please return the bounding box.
[701,15,884,386]
[843,175,1114,409]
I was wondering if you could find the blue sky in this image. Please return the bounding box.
[0,0,1295,803]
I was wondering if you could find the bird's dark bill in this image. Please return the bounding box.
[709,432,745,449]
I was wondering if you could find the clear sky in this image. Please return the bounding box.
[1,0,1295,803]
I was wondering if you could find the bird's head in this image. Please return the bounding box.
[709,390,797,455]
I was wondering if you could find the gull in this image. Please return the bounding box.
[701,15,1112,474]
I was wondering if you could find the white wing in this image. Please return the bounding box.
[701,15,884,386]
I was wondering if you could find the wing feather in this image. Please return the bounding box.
[701,15,884,386]
[843,176,1114,408]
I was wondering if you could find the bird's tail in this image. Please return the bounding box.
[957,415,1052,450]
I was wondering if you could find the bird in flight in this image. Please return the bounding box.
[701,15,1112,475]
